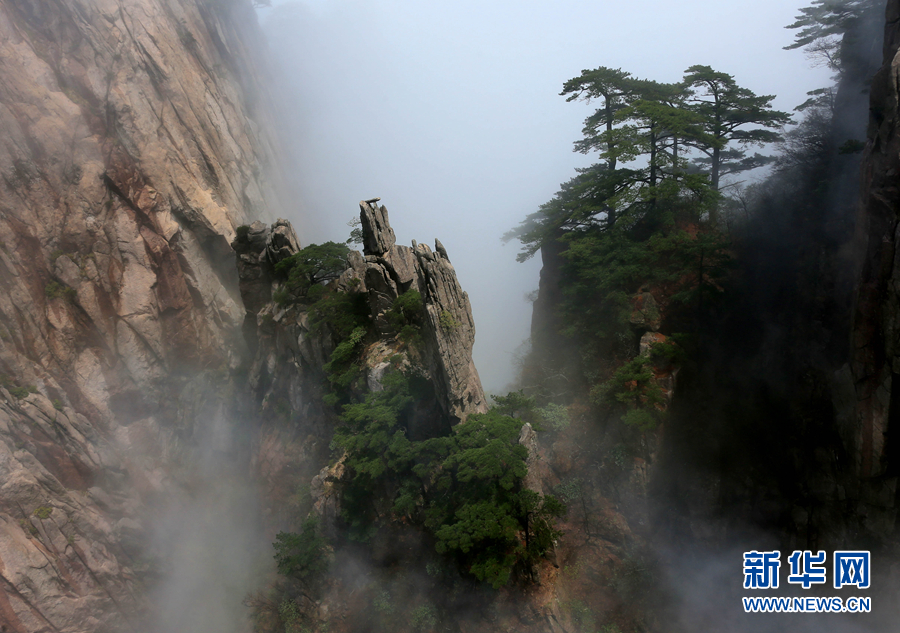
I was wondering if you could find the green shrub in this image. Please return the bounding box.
[622,407,661,432]
[235,225,251,242]
[33,506,53,520]
[272,287,290,306]
[607,444,631,468]
[592,356,666,430]
[274,242,349,298]
[324,325,367,389]
[373,590,394,615]
[490,390,536,417]
[553,477,584,504]
[398,324,421,345]
[346,216,364,246]
[439,310,459,332]
[593,357,655,406]
[44,281,76,301]
[537,403,570,431]
[564,599,596,632]
[648,337,688,365]
[410,604,439,631]
[308,288,369,339]
[277,599,302,632]
[273,517,330,582]
[336,377,566,588]
[9,387,29,399]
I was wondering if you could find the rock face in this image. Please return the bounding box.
[852,0,900,481]
[360,201,397,256]
[234,205,487,431]
[356,200,487,423]
[0,0,285,628]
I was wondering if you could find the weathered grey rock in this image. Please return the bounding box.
[361,208,487,422]
[518,422,547,496]
[434,238,450,262]
[336,249,369,292]
[310,457,345,540]
[360,200,397,256]
[367,361,393,392]
[234,221,276,317]
[0,0,286,627]
[639,331,667,357]
[266,218,302,264]
[630,291,661,332]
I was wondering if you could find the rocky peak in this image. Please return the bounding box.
[354,200,487,423]
[233,204,487,430]
[360,199,397,256]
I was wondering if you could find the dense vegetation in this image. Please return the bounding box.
[333,370,565,588]
[507,0,880,421]
[274,241,351,302]
[502,63,784,428]
[268,243,564,608]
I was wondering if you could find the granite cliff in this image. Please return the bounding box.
[0,0,285,629]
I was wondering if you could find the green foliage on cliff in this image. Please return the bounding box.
[309,288,369,340]
[785,0,881,71]
[44,281,76,301]
[552,222,732,357]
[32,506,53,520]
[273,518,331,582]
[235,224,251,242]
[331,372,565,588]
[324,325,368,392]
[506,65,789,261]
[505,64,750,391]
[387,289,424,344]
[421,410,565,588]
[439,310,460,332]
[274,242,349,299]
[490,390,536,417]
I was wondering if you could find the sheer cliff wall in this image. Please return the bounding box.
[0,0,285,630]
[853,0,900,484]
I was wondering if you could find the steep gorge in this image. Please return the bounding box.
[4,0,900,631]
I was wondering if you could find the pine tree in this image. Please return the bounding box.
[682,65,792,213]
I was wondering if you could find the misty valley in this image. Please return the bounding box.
[0,0,897,632]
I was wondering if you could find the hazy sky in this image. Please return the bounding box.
[258,0,832,393]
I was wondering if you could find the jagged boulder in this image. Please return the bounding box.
[360,200,397,256]
[266,218,303,265]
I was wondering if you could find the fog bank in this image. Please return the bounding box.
[259,0,832,392]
